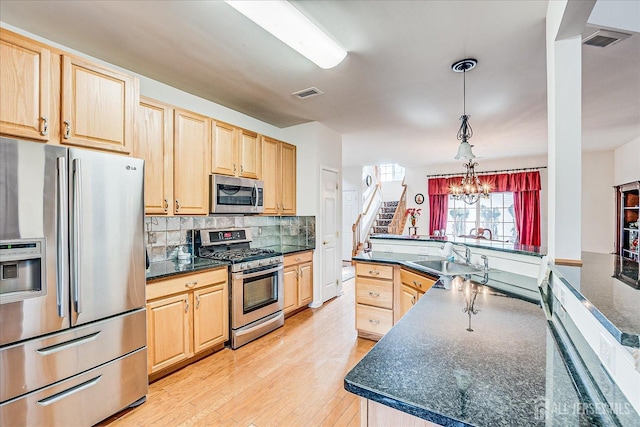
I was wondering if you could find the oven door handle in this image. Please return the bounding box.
[235,264,283,280]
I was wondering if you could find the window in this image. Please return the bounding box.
[379,164,405,182]
[446,192,516,242]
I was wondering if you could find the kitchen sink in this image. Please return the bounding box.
[407,259,482,276]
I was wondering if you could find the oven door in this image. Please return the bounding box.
[231,264,283,329]
[210,174,264,214]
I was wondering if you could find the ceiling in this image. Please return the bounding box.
[1,1,638,168]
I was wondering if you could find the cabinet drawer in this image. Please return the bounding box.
[356,278,393,309]
[284,250,313,267]
[146,267,227,300]
[355,263,393,280]
[400,268,436,292]
[356,304,393,335]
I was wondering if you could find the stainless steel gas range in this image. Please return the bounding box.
[195,228,284,349]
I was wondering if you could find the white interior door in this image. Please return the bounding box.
[322,168,339,302]
[342,189,358,261]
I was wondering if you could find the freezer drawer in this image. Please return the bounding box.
[0,347,147,427]
[0,308,146,402]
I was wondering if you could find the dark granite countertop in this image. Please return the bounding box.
[354,251,540,303]
[145,245,314,281]
[370,234,546,257]
[550,252,640,348]
[263,244,315,255]
[146,258,229,281]
[345,282,638,425]
[345,284,607,426]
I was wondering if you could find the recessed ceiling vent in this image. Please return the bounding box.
[582,29,631,48]
[291,87,323,99]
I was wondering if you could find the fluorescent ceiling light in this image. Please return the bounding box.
[225,0,347,69]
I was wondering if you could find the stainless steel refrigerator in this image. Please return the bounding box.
[0,137,147,426]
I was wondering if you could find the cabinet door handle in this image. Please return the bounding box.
[40,116,48,136]
[233,163,237,174]
[369,270,380,275]
[300,268,303,277]
[185,280,198,288]
[185,297,189,313]
[368,291,380,297]
[240,165,244,174]
[411,296,416,305]
[368,319,380,325]
[63,120,71,139]
[175,199,180,212]
[196,294,200,309]
[164,199,169,212]
[295,270,299,279]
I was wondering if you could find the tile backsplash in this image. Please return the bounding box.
[145,215,316,262]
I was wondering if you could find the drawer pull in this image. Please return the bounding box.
[37,375,102,406]
[413,280,422,288]
[185,297,189,313]
[196,294,201,309]
[368,270,380,275]
[36,331,101,355]
[368,319,380,325]
[368,291,380,297]
[295,258,302,262]
[185,280,198,288]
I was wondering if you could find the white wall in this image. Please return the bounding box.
[582,150,615,254]
[380,180,404,202]
[614,137,640,186]
[281,122,342,306]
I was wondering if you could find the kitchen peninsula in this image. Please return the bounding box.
[345,241,640,426]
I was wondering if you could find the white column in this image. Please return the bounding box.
[546,0,596,264]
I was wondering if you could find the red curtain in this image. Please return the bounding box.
[427,171,541,245]
[429,194,448,235]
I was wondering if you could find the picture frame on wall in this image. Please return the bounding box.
[415,193,424,204]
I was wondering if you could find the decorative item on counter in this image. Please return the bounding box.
[177,246,191,263]
[406,208,422,227]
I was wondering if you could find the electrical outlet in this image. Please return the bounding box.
[599,334,615,375]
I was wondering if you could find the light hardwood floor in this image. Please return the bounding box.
[101,277,374,426]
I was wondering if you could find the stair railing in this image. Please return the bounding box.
[387,179,407,234]
[352,182,382,256]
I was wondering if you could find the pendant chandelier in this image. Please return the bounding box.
[449,58,491,205]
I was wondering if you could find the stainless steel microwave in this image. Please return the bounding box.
[210,174,264,214]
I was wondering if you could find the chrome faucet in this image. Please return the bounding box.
[444,242,471,264]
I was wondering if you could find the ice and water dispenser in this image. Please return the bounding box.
[0,238,45,304]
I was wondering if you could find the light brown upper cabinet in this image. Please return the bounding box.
[211,121,260,179]
[262,136,296,215]
[61,55,137,154]
[0,29,51,141]
[134,97,174,215]
[173,109,210,215]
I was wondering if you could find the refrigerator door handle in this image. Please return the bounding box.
[72,158,82,315]
[56,157,68,318]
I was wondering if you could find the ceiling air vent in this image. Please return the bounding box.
[291,87,323,99]
[582,29,631,48]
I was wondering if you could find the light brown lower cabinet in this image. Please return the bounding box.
[354,262,395,340]
[146,267,228,377]
[283,251,313,316]
[360,398,439,427]
[354,262,436,340]
[396,268,436,321]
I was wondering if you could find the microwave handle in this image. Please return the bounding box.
[252,183,258,207]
